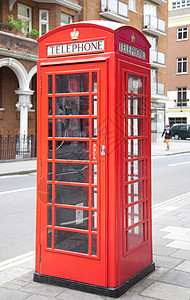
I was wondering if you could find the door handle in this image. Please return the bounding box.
[101,145,106,156]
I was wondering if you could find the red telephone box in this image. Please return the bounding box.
[34,21,155,297]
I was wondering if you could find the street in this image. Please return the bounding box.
[0,153,190,263]
[152,152,190,204]
[0,174,36,263]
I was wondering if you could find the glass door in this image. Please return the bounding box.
[38,62,107,286]
[120,61,152,280]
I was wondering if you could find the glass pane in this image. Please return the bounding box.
[47,229,52,248]
[128,181,144,204]
[41,24,47,35]
[92,187,97,208]
[48,162,52,181]
[55,185,89,206]
[128,223,144,250]
[48,184,52,203]
[48,206,52,225]
[55,207,88,230]
[128,118,144,137]
[92,235,97,256]
[127,160,144,182]
[55,230,88,254]
[55,119,89,138]
[128,202,144,227]
[48,141,52,159]
[128,74,143,94]
[124,95,127,114]
[18,5,29,18]
[55,141,89,160]
[56,73,89,93]
[48,119,52,137]
[128,97,143,115]
[41,11,48,20]
[92,96,97,115]
[92,72,97,92]
[92,119,97,137]
[92,164,97,184]
[61,12,72,24]
[56,96,89,116]
[127,139,144,159]
[55,163,89,183]
[92,211,97,231]
[48,76,52,94]
[48,98,52,115]
[124,72,127,92]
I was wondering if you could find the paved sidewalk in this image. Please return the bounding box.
[0,159,37,176]
[151,138,190,157]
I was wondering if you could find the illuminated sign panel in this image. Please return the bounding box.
[119,41,146,60]
[47,40,104,56]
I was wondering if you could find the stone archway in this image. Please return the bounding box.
[0,58,37,158]
[0,58,35,136]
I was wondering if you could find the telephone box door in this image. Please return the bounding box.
[37,62,107,286]
[119,60,152,281]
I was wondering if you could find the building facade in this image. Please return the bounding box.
[0,0,168,159]
[167,0,190,127]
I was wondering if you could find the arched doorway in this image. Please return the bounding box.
[0,58,37,159]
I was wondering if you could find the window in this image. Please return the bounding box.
[169,117,187,127]
[144,2,158,17]
[177,27,188,40]
[172,0,190,9]
[17,3,32,34]
[177,87,187,106]
[129,0,136,11]
[60,12,73,26]
[39,10,49,36]
[146,35,157,50]
[177,57,187,73]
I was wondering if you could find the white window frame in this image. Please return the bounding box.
[60,12,73,26]
[39,9,49,37]
[177,57,188,74]
[172,0,190,9]
[17,3,32,33]
[177,27,188,40]
[129,0,136,12]
[177,87,187,106]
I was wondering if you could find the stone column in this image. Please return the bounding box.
[15,90,34,158]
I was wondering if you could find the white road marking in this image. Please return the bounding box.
[153,192,190,210]
[0,186,35,195]
[168,161,190,167]
[0,251,35,271]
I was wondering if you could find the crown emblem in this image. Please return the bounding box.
[70,28,79,40]
[131,32,135,43]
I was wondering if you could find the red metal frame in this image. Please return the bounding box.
[35,22,153,293]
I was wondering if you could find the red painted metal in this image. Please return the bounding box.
[35,21,152,291]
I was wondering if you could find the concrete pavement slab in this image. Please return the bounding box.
[153,254,182,269]
[166,240,190,251]
[56,289,106,300]
[171,249,190,260]
[0,287,31,300]
[153,244,177,256]
[141,281,190,300]
[19,282,65,297]
[159,269,190,288]
[26,295,59,300]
